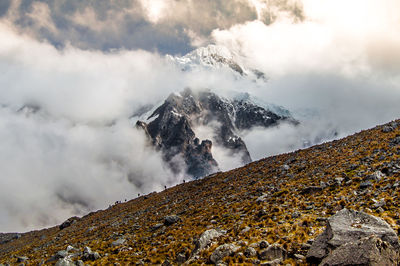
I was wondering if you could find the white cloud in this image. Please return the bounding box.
[211,0,400,133]
[0,23,189,232]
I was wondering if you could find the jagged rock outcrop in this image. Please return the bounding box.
[136,88,294,178]
[307,208,400,264]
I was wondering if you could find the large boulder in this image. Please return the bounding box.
[320,236,399,266]
[187,229,226,263]
[258,244,287,261]
[307,208,399,264]
[210,243,239,264]
[194,229,226,252]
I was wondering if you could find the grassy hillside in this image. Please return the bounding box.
[1,119,400,265]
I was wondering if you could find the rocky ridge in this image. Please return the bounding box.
[136,88,294,178]
[1,119,400,265]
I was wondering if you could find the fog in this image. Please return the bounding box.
[0,0,400,232]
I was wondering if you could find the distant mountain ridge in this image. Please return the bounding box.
[136,88,295,178]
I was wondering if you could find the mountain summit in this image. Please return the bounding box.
[135,89,295,178]
[167,44,267,81]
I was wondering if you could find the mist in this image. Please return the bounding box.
[1,0,400,232]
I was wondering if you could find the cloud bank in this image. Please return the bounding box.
[0,0,400,232]
[0,0,304,54]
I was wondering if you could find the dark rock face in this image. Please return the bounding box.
[59,216,79,230]
[307,208,399,264]
[136,89,294,178]
[320,236,399,266]
[164,215,181,226]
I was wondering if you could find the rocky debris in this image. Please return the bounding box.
[46,246,80,263]
[383,122,398,133]
[258,244,287,261]
[209,243,239,264]
[382,125,394,133]
[390,135,400,146]
[81,246,100,261]
[0,233,21,245]
[320,236,399,266]
[59,217,79,230]
[306,208,399,264]
[164,215,181,226]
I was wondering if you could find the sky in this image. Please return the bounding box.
[0,0,400,232]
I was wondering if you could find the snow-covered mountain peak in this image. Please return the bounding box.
[167,44,267,81]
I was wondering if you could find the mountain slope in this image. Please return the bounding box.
[1,119,400,265]
[135,88,294,178]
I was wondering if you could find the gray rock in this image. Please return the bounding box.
[291,211,300,219]
[359,180,373,189]
[75,261,84,266]
[382,125,394,133]
[240,226,251,234]
[56,250,68,259]
[16,256,28,263]
[150,223,164,231]
[210,244,239,264]
[244,247,257,258]
[55,257,75,266]
[82,246,100,261]
[334,177,344,185]
[164,215,181,226]
[258,244,287,261]
[111,238,126,247]
[65,245,79,253]
[373,170,385,181]
[372,199,386,209]
[320,236,399,266]
[294,254,305,260]
[256,194,269,203]
[307,208,399,264]
[260,258,282,266]
[194,229,225,252]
